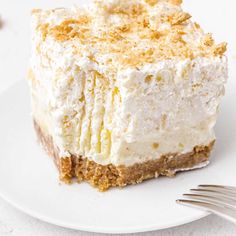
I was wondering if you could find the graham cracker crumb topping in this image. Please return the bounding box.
[169,12,191,25]
[212,42,227,56]
[33,0,227,68]
[202,33,214,47]
[49,17,90,42]
[37,23,49,41]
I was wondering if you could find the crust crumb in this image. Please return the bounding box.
[60,157,73,183]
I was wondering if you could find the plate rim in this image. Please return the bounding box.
[0,190,209,234]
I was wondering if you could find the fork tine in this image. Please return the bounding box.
[176,199,236,224]
[198,185,236,193]
[183,193,236,209]
[190,188,236,198]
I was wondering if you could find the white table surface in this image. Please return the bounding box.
[0,0,236,235]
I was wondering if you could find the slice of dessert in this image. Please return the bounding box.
[28,0,227,191]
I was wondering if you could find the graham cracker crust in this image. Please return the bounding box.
[34,120,214,191]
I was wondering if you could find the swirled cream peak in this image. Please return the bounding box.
[32,0,227,69]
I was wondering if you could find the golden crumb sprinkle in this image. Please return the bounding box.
[193,22,200,29]
[169,12,192,25]
[34,0,227,67]
[212,42,227,56]
[38,23,49,41]
[105,3,145,16]
[150,30,162,40]
[31,9,42,15]
[145,0,182,6]
[169,0,182,5]
[152,143,159,149]
[46,16,90,42]
[145,0,158,6]
[202,33,214,47]
[116,24,131,33]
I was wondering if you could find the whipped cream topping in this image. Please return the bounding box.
[28,0,228,166]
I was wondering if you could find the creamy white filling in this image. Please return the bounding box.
[29,51,227,166]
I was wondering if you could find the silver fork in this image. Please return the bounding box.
[177,185,236,224]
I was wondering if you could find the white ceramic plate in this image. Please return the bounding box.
[0,79,235,234]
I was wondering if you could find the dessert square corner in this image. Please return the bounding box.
[28,0,228,191]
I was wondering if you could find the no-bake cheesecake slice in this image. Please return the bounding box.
[28,0,227,191]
